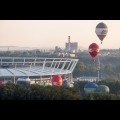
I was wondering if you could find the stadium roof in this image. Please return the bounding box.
[0,57,78,77]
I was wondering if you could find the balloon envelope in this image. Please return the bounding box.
[0,81,4,85]
[89,43,99,58]
[95,22,108,43]
[17,77,31,86]
[52,75,62,86]
[96,85,109,93]
[62,80,73,88]
[84,82,98,94]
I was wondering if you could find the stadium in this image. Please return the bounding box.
[0,57,78,84]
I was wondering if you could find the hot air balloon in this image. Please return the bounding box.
[51,75,62,86]
[84,82,98,94]
[96,85,110,93]
[95,22,108,44]
[62,80,74,88]
[89,43,99,59]
[0,81,4,85]
[17,77,31,86]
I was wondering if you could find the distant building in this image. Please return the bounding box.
[65,36,78,53]
[74,77,98,82]
[54,46,62,53]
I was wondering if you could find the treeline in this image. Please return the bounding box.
[74,80,120,95]
[73,56,120,80]
[0,80,120,100]
[0,50,53,57]
[85,93,120,100]
[0,83,81,100]
[74,80,120,100]
[0,50,71,58]
[1,80,120,100]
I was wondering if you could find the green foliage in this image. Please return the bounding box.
[85,93,120,100]
[74,81,88,98]
[73,56,120,80]
[0,84,81,100]
[74,80,120,100]
[97,80,120,94]
[2,81,120,100]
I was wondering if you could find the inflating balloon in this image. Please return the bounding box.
[17,77,31,86]
[95,22,108,44]
[84,82,98,94]
[62,80,74,88]
[0,81,4,85]
[51,75,62,86]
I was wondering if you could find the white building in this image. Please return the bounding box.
[75,77,98,82]
[65,36,78,53]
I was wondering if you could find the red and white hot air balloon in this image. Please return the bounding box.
[95,22,108,44]
[51,75,63,86]
[88,43,99,59]
[0,81,4,85]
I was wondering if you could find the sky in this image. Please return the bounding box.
[0,20,120,50]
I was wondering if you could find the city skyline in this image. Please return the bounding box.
[0,20,120,49]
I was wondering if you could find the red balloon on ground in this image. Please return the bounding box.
[51,75,62,86]
[89,43,99,58]
[0,81,4,85]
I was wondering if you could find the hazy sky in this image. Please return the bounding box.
[0,20,120,49]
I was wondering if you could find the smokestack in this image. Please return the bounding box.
[68,36,70,43]
[68,36,70,52]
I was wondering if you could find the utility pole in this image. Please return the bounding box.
[97,56,100,81]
